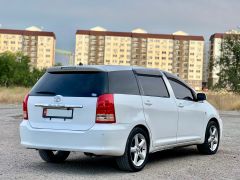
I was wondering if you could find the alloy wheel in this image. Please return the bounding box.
[130,133,147,167]
[208,125,219,151]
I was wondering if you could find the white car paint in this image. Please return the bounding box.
[20,66,222,156]
[28,96,98,131]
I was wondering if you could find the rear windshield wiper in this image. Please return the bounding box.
[35,91,56,95]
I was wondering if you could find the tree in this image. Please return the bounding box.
[0,51,21,87]
[54,62,62,66]
[0,51,46,87]
[215,34,240,93]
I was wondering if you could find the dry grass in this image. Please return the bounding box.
[0,87,30,104]
[206,91,240,111]
[0,87,240,110]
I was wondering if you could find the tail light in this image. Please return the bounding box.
[23,94,29,120]
[96,94,116,123]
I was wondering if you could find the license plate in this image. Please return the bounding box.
[43,108,73,119]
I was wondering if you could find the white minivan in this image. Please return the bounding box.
[20,65,222,172]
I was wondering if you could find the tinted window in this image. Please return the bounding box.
[30,71,108,97]
[168,79,194,100]
[137,76,169,97]
[108,71,139,95]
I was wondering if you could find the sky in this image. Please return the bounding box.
[0,0,239,51]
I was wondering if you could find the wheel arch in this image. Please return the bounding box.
[132,124,151,147]
[207,117,221,137]
[209,118,219,127]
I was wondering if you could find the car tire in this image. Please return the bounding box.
[116,127,149,172]
[197,121,220,155]
[38,150,70,163]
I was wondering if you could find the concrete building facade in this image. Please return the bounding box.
[0,26,56,69]
[208,29,240,87]
[75,27,204,90]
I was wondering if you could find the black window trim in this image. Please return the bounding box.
[135,74,170,98]
[133,68,162,76]
[167,77,197,101]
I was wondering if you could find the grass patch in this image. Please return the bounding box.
[206,92,240,111]
[0,87,239,110]
[0,87,30,104]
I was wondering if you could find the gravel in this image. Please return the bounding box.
[0,105,239,180]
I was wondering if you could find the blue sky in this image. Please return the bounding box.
[0,0,239,51]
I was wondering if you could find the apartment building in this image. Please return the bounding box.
[75,27,204,90]
[0,26,56,69]
[208,29,240,87]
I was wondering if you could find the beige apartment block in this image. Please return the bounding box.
[0,26,56,69]
[75,27,204,90]
[208,29,240,87]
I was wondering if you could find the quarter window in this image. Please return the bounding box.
[137,76,169,97]
[168,79,194,101]
[108,71,139,95]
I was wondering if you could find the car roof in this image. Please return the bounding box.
[47,65,195,92]
[47,65,162,73]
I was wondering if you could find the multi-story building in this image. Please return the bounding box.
[0,26,56,69]
[202,43,208,88]
[75,27,204,90]
[208,29,240,87]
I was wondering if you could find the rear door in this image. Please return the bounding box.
[136,74,178,147]
[28,71,108,131]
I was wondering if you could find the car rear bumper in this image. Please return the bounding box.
[20,121,130,156]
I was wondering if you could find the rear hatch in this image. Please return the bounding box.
[28,70,108,131]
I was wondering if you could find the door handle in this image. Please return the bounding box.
[178,103,184,108]
[144,102,152,106]
[144,100,152,106]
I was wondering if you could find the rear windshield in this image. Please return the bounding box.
[30,71,108,97]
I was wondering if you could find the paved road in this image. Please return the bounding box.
[0,105,239,180]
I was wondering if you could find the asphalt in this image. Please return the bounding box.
[0,104,239,180]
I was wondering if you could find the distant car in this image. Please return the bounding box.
[20,65,222,172]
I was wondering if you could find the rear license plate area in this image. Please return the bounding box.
[43,108,73,120]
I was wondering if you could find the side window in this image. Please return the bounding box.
[137,75,169,97]
[168,79,194,101]
[108,71,140,95]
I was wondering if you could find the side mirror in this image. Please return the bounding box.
[197,93,207,101]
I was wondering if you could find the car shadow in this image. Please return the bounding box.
[148,146,200,164]
[29,146,201,175]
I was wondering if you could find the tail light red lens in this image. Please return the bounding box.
[96,94,116,123]
[23,94,29,120]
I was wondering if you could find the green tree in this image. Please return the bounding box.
[54,62,62,66]
[0,51,20,87]
[0,51,46,87]
[28,68,46,86]
[215,34,240,93]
